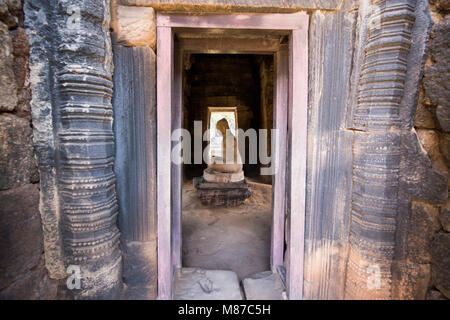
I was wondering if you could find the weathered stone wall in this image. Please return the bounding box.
[10,0,446,300]
[0,0,58,299]
[412,0,450,300]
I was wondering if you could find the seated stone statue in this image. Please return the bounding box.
[209,118,243,174]
[196,117,251,206]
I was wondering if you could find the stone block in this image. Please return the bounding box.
[122,285,155,300]
[11,27,28,57]
[118,0,342,11]
[174,268,242,300]
[11,27,29,86]
[424,16,450,129]
[113,45,156,241]
[195,179,251,207]
[242,271,284,300]
[414,99,435,129]
[440,133,450,167]
[0,21,17,111]
[436,105,450,132]
[115,6,156,49]
[4,0,21,12]
[309,9,355,299]
[424,61,449,118]
[392,262,431,300]
[0,184,43,290]
[407,202,441,264]
[121,240,157,290]
[426,288,448,300]
[0,1,18,27]
[416,129,449,175]
[417,129,440,157]
[430,232,450,298]
[11,27,31,118]
[0,113,37,190]
[0,261,58,300]
[121,240,157,298]
[430,0,450,11]
[400,132,448,205]
[203,168,244,183]
[15,81,31,119]
[430,15,450,64]
[439,201,450,232]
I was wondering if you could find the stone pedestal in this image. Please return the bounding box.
[203,168,244,183]
[195,170,251,207]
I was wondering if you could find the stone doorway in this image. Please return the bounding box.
[156,13,309,300]
[179,53,276,299]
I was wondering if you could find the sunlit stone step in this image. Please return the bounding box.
[174,268,243,300]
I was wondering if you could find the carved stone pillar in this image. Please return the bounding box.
[346,0,418,300]
[25,0,122,298]
[345,0,447,299]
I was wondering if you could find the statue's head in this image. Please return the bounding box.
[215,118,230,136]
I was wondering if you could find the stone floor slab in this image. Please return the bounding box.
[174,268,243,300]
[242,271,285,300]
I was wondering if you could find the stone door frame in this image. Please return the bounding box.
[156,12,309,300]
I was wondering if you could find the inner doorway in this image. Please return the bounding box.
[181,54,275,284]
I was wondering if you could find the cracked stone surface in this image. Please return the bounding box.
[242,271,285,300]
[174,268,242,300]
